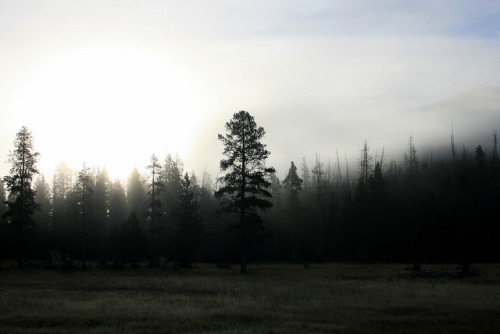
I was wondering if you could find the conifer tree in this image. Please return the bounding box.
[404,135,418,172]
[283,161,303,261]
[0,181,9,260]
[92,168,110,233]
[300,157,311,191]
[0,181,7,220]
[34,176,51,230]
[367,161,390,260]
[312,154,327,260]
[359,140,372,184]
[109,180,127,264]
[283,162,303,195]
[119,212,148,266]
[51,161,73,254]
[162,154,183,212]
[34,175,51,255]
[75,164,93,269]
[126,167,146,223]
[173,173,203,267]
[146,154,164,265]
[475,145,486,167]
[3,126,39,268]
[215,110,275,273]
[161,154,183,258]
[109,180,127,232]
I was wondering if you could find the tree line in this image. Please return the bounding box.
[1,113,499,271]
[268,135,500,269]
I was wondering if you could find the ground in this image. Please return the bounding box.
[0,263,499,333]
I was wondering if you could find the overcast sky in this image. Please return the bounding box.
[1,1,500,181]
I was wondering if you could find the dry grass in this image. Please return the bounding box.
[0,263,499,333]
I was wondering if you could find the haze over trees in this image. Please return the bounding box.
[0,120,499,271]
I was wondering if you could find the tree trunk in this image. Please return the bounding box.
[240,246,247,274]
[18,218,24,269]
[240,130,247,274]
[81,227,86,269]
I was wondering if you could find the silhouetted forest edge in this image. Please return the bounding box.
[1,115,499,272]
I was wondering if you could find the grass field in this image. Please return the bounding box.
[0,263,499,333]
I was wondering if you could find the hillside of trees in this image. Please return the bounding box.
[1,123,499,269]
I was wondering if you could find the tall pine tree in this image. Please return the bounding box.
[75,164,93,269]
[215,110,275,273]
[3,126,40,268]
[146,154,164,265]
[283,161,303,262]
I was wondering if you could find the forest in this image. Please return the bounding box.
[1,113,499,271]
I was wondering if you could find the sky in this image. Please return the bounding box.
[1,0,500,182]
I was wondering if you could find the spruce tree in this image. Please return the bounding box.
[215,110,275,273]
[3,126,40,268]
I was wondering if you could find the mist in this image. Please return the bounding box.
[1,1,500,180]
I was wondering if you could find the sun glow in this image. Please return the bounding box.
[9,46,206,181]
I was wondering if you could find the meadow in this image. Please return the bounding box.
[0,263,499,333]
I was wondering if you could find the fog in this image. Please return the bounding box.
[1,1,499,180]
